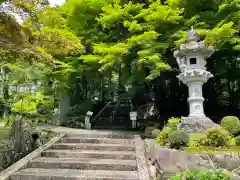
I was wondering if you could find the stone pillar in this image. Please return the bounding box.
[85,111,93,130]
[130,111,137,129]
[188,83,204,117]
[58,94,70,125]
[174,28,219,132]
[52,108,60,125]
[178,70,213,117]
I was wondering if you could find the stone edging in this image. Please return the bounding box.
[134,135,150,180]
[0,133,66,180]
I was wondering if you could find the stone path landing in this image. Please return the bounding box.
[10,132,149,180]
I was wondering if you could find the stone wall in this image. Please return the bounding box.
[145,139,240,179]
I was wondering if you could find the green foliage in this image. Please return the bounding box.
[151,128,161,138]
[157,127,172,146]
[169,168,231,180]
[3,115,16,127]
[11,94,39,114]
[235,136,240,146]
[188,128,234,149]
[221,116,240,135]
[186,133,240,153]
[11,91,54,117]
[168,130,189,149]
[79,0,177,84]
[64,99,93,128]
[229,136,236,146]
[36,95,55,114]
[166,117,180,129]
[1,0,240,128]
[157,118,182,146]
[202,128,231,147]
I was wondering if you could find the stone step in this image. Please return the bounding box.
[42,149,136,160]
[59,137,135,145]
[10,168,139,180]
[65,133,134,139]
[91,126,134,130]
[52,143,136,151]
[29,157,137,171]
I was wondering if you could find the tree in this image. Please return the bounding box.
[35,0,240,119]
[1,0,239,125]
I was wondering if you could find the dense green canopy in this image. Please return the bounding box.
[0,0,239,120]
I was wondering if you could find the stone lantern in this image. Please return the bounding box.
[174,28,219,132]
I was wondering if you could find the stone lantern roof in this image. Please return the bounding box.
[186,27,199,42]
[174,28,214,58]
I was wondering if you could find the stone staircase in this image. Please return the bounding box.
[9,133,146,180]
[91,97,133,130]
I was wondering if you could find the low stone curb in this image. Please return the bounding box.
[134,135,150,180]
[0,133,66,180]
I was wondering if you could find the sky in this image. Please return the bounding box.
[4,0,65,24]
[1,0,66,24]
[49,0,66,6]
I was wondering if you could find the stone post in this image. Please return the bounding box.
[130,111,137,129]
[52,108,60,125]
[85,111,93,130]
[174,28,219,132]
[58,94,70,125]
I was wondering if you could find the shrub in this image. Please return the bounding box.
[169,168,231,180]
[166,117,180,129]
[229,137,236,146]
[221,116,240,136]
[188,135,206,149]
[168,130,189,149]
[65,99,93,127]
[204,127,231,147]
[151,128,161,138]
[157,127,172,146]
[235,136,240,146]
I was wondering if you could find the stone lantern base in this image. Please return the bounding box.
[177,116,220,133]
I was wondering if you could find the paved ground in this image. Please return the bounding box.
[36,124,141,135]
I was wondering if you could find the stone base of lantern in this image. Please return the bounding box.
[177,116,220,133]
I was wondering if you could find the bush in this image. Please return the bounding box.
[169,168,231,180]
[168,130,189,149]
[187,133,207,148]
[221,116,240,136]
[167,117,180,129]
[235,136,240,146]
[230,137,236,146]
[151,128,161,138]
[64,99,93,127]
[157,127,172,146]
[204,127,231,147]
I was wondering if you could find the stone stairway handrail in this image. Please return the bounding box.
[91,102,111,123]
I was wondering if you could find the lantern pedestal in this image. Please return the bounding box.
[177,116,219,133]
[176,69,219,132]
